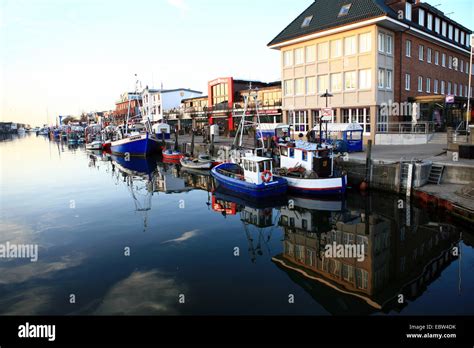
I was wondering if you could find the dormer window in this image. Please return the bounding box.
[301,15,313,28]
[418,9,425,26]
[405,2,412,21]
[338,4,352,17]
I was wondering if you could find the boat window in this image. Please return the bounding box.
[259,162,265,173]
[289,148,295,158]
[244,160,249,171]
[251,162,256,172]
[280,216,288,226]
[302,151,308,161]
[281,147,288,157]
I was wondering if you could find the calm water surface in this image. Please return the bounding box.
[0,134,473,315]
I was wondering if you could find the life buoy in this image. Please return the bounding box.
[261,170,272,183]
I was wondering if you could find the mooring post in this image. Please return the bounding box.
[191,129,195,157]
[210,134,215,156]
[365,140,372,187]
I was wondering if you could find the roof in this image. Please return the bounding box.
[313,122,363,132]
[181,95,208,102]
[242,154,272,162]
[268,0,472,48]
[268,0,395,47]
[283,140,333,152]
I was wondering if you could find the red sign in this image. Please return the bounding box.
[321,108,333,117]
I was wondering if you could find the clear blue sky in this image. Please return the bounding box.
[1,0,473,125]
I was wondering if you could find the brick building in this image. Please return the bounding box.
[114,92,142,124]
[268,0,473,144]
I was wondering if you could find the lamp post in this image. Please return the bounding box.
[320,89,333,145]
[467,35,473,133]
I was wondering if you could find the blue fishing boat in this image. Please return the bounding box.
[111,132,161,157]
[211,155,287,199]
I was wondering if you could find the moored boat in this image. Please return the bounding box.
[274,140,347,196]
[211,155,287,199]
[179,154,215,170]
[162,149,184,163]
[111,132,161,157]
[86,140,103,150]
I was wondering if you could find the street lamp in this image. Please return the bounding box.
[467,35,473,133]
[319,89,333,145]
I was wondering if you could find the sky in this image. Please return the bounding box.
[0,0,473,126]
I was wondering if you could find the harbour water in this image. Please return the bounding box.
[0,134,473,316]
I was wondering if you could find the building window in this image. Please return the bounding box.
[359,32,372,53]
[441,81,445,94]
[338,3,352,17]
[306,46,316,63]
[427,13,433,30]
[459,84,463,97]
[317,75,329,94]
[331,73,342,92]
[284,80,293,96]
[405,2,412,20]
[378,69,384,88]
[405,74,411,91]
[295,78,305,95]
[301,15,313,28]
[435,17,440,33]
[447,82,452,95]
[283,51,293,67]
[442,53,446,67]
[434,51,439,65]
[448,56,452,69]
[418,76,423,92]
[290,110,308,133]
[434,80,438,94]
[454,57,458,70]
[406,40,411,57]
[344,71,356,91]
[330,39,342,58]
[344,36,356,56]
[419,45,424,61]
[461,31,465,45]
[386,35,393,55]
[378,33,385,53]
[318,42,329,60]
[455,28,459,42]
[418,9,425,26]
[448,25,453,40]
[386,70,392,90]
[341,108,371,134]
[294,48,304,65]
[427,48,432,63]
[359,69,371,90]
[306,77,316,95]
[442,21,447,36]
[426,78,431,93]
[466,33,471,47]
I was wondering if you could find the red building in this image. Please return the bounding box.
[207,77,280,134]
[113,92,142,124]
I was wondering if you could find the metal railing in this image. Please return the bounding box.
[376,122,435,134]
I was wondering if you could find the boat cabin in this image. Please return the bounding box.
[241,155,275,185]
[279,140,333,178]
[153,123,171,140]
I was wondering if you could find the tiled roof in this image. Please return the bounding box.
[268,0,472,49]
[268,0,397,47]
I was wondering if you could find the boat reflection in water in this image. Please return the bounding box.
[211,188,288,263]
[111,156,159,232]
[272,193,460,315]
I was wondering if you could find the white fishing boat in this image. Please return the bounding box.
[274,140,347,196]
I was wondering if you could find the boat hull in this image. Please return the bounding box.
[180,158,213,170]
[111,134,160,157]
[211,163,287,198]
[278,175,347,196]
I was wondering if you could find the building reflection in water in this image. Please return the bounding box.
[273,194,460,314]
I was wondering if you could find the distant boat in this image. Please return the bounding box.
[86,140,102,150]
[162,149,184,163]
[211,154,287,199]
[111,132,161,157]
[17,128,26,135]
[180,154,215,170]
